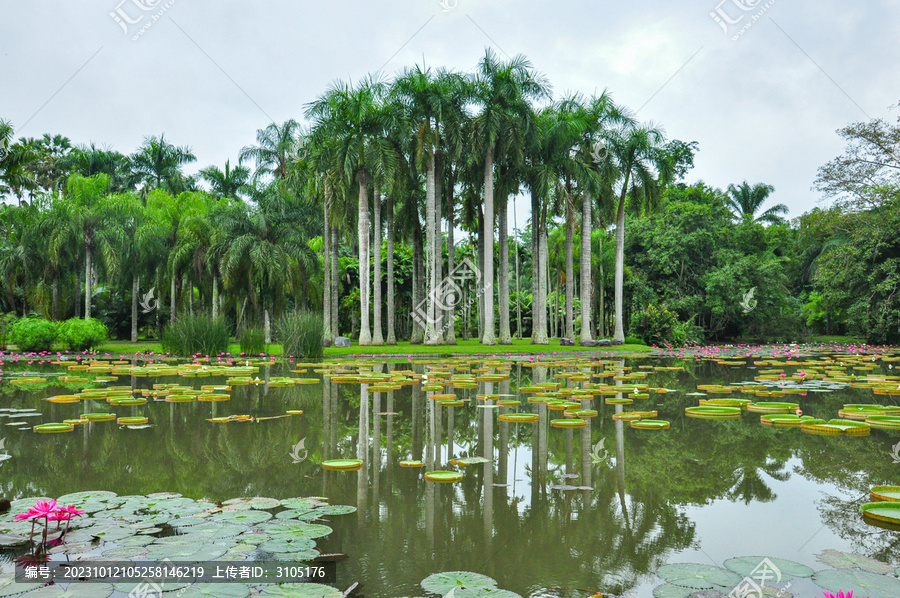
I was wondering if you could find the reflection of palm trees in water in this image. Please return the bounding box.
[726,457,790,504]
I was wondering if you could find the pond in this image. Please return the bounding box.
[1,349,899,597]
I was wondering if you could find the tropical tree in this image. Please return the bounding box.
[607,122,670,343]
[239,120,304,181]
[0,120,37,202]
[200,160,250,199]
[306,76,397,346]
[129,134,197,195]
[54,174,122,320]
[470,49,550,345]
[725,181,786,225]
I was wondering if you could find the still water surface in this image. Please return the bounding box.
[1,353,898,597]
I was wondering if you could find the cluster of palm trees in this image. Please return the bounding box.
[1,49,697,347]
[301,49,688,346]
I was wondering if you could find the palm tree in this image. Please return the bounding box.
[200,160,250,199]
[20,133,73,196]
[470,49,550,345]
[306,76,397,346]
[726,182,787,225]
[129,134,197,195]
[54,174,122,320]
[239,120,304,181]
[607,122,669,343]
[65,143,133,192]
[219,191,317,342]
[0,120,37,202]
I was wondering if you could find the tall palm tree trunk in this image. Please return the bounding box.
[580,191,593,344]
[372,186,384,345]
[498,198,512,344]
[331,225,339,337]
[52,275,59,322]
[131,275,139,342]
[564,195,575,339]
[170,274,176,323]
[476,216,484,341]
[445,180,456,345]
[386,195,397,344]
[435,150,445,344]
[358,180,372,346]
[530,189,546,344]
[75,271,81,319]
[212,276,219,319]
[613,188,628,343]
[481,147,496,345]
[84,244,93,320]
[323,195,332,341]
[537,209,549,343]
[424,150,439,345]
[411,224,425,344]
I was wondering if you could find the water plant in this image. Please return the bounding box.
[277,310,324,358]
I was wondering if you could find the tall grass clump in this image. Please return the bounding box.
[161,313,229,357]
[239,326,266,355]
[58,318,108,351]
[277,310,324,359]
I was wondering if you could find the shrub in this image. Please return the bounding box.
[9,317,58,353]
[58,318,109,351]
[160,313,229,357]
[0,313,17,350]
[239,326,266,355]
[276,311,324,359]
[630,304,702,347]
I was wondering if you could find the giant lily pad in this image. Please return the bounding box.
[870,486,900,502]
[816,550,895,574]
[421,571,520,597]
[723,556,814,580]
[655,563,742,590]
[258,584,342,598]
[860,502,900,525]
[812,568,900,597]
[211,510,272,525]
[176,584,252,598]
[18,583,114,597]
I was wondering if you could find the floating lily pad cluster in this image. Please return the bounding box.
[0,491,355,598]
[420,571,521,598]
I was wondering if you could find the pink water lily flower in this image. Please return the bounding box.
[14,508,42,521]
[820,591,854,598]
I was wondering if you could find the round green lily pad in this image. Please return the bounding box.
[258,584,342,598]
[871,486,900,502]
[424,471,464,483]
[224,496,282,510]
[812,568,900,597]
[421,571,500,595]
[816,549,895,574]
[57,491,117,503]
[21,582,114,597]
[258,537,316,553]
[211,509,273,525]
[631,420,670,430]
[860,502,900,525]
[321,459,363,471]
[314,505,356,515]
[724,556,814,580]
[176,584,252,598]
[655,563,743,590]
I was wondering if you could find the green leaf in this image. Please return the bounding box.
[812,568,900,598]
[176,583,252,598]
[723,556,814,580]
[258,583,342,598]
[816,549,895,574]
[18,582,114,598]
[655,563,742,590]
[421,571,498,595]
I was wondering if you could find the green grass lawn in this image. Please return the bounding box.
[324,338,651,356]
[92,338,651,357]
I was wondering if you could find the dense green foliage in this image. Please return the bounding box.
[1,69,897,347]
[57,317,108,351]
[160,313,230,357]
[239,326,267,355]
[277,310,324,359]
[9,317,58,352]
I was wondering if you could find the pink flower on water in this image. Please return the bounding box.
[32,499,59,517]
[820,591,853,598]
[14,509,42,521]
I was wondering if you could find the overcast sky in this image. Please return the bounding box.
[2,0,898,227]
